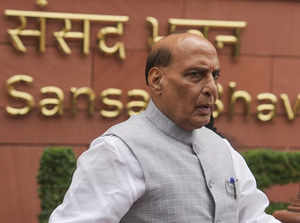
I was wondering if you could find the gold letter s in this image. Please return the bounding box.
[6,74,35,116]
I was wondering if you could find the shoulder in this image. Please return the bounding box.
[89,134,133,157]
[222,138,245,163]
[222,139,256,182]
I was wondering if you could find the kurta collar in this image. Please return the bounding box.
[143,100,198,145]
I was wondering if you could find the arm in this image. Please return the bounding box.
[224,140,281,223]
[49,135,145,223]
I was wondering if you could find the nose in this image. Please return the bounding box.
[201,73,218,100]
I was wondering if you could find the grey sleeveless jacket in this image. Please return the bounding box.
[105,101,238,223]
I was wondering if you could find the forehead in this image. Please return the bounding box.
[171,36,219,69]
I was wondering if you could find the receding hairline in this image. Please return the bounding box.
[151,33,215,58]
[145,33,217,84]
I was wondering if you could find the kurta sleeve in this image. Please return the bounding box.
[49,135,145,223]
[224,140,282,223]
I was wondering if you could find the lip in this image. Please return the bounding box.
[195,104,213,115]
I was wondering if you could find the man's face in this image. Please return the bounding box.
[158,37,219,131]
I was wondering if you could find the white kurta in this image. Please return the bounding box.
[49,135,281,223]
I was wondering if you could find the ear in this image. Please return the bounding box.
[148,67,164,95]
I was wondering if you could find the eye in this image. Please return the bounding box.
[184,69,206,82]
[212,70,220,80]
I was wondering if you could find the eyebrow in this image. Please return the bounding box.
[183,67,220,73]
[183,66,208,72]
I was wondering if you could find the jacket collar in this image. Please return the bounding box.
[143,100,199,146]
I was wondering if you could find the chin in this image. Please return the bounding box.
[192,118,211,129]
[182,115,211,130]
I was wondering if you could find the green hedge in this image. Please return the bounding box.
[37,147,76,223]
[37,148,300,222]
[241,149,300,214]
[242,149,300,190]
[266,202,289,215]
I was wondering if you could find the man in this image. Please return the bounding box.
[49,33,281,223]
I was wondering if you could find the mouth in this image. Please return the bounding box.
[195,104,213,115]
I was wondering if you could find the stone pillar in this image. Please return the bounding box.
[273,185,300,223]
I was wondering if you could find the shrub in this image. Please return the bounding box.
[242,150,300,190]
[266,202,289,215]
[241,149,300,214]
[37,147,76,223]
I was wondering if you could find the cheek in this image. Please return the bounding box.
[165,79,198,105]
[176,87,200,113]
[164,81,184,98]
[174,87,194,104]
[176,81,195,95]
[181,84,201,100]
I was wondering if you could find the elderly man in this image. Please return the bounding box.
[49,33,281,223]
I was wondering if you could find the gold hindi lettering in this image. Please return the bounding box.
[147,17,247,56]
[5,9,129,58]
